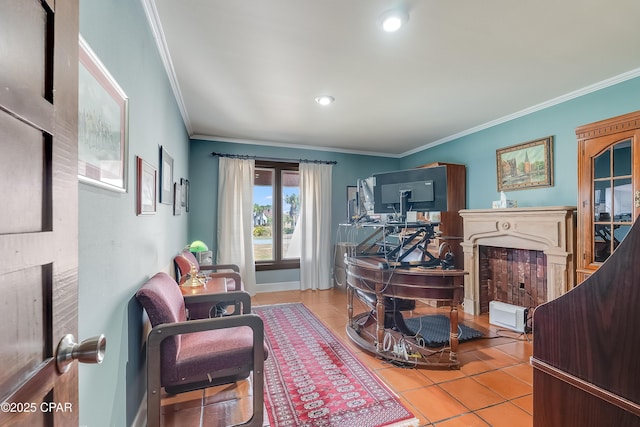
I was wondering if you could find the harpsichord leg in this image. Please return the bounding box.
[376,292,385,352]
[449,304,459,364]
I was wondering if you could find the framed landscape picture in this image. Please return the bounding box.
[496,136,554,191]
[78,37,129,192]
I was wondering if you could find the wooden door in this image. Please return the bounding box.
[0,0,80,425]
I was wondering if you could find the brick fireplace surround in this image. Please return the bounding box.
[459,207,576,315]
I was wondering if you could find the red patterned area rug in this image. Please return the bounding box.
[254,303,419,427]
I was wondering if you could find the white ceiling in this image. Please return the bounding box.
[144,0,640,157]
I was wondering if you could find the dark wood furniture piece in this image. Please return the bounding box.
[345,256,466,369]
[576,110,640,283]
[531,220,640,426]
[417,162,466,269]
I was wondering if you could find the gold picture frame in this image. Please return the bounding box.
[496,136,554,191]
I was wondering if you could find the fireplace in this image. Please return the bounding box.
[478,246,547,314]
[459,207,576,315]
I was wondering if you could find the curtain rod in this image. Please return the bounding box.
[211,152,337,165]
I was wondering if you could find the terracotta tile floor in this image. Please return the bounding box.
[160,287,533,427]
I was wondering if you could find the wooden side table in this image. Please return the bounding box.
[179,276,230,318]
[179,275,227,296]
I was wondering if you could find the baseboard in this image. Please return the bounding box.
[256,281,300,293]
[130,393,146,427]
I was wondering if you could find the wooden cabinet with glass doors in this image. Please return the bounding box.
[576,110,640,283]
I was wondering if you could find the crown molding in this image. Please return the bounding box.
[190,134,401,158]
[401,67,640,157]
[141,0,193,135]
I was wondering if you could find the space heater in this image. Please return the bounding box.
[489,301,528,333]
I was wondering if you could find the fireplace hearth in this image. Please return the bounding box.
[479,246,546,314]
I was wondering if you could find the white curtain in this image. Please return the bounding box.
[216,157,257,295]
[299,163,333,290]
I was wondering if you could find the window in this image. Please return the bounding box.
[253,161,300,270]
[592,139,633,262]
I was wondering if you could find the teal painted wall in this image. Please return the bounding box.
[188,139,400,284]
[400,77,640,209]
[79,0,189,425]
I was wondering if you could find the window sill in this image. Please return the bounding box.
[255,261,300,271]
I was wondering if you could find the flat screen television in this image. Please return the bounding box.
[373,166,447,221]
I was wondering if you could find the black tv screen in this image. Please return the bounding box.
[373,166,447,216]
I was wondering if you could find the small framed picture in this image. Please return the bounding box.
[183,179,190,212]
[180,178,187,207]
[136,156,156,215]
[159,146,173,204]
[173,182,181,216]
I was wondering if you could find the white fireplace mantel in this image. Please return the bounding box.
[459,206,576,315]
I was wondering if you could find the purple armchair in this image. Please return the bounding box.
[136,272,266,427]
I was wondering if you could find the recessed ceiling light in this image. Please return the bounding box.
[315,95,335,106]
[379,9,409,32]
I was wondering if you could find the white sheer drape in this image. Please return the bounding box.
[299,163,333,290]
[216,157,257,295]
